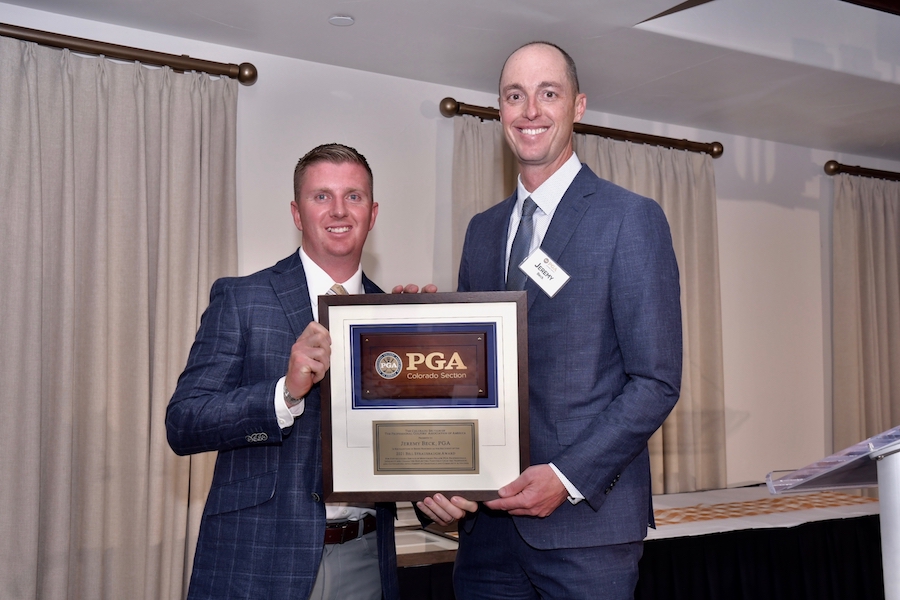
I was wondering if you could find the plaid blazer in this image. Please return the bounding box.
[167,251,398,600]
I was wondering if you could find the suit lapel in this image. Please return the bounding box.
[362,275,383,295]
[526,166,594,309]
[487,194,517,290]
[271,252,315,337]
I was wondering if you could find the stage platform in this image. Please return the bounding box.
[397,486,883,600]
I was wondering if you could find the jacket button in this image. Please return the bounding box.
[311,493,321,502]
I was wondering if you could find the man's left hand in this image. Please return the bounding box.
[417,493,478,526]
[391,283,438,294]
[483,464,568,517]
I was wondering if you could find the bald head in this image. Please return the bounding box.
[500,41,580,96]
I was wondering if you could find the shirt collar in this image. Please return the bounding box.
[298,247,363,295]
[516,152,582,215]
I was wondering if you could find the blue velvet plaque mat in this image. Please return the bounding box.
[349,322,499,409]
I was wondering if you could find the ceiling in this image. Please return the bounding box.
[5,0,900,162]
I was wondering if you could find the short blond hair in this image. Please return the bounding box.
[293,143,373,201]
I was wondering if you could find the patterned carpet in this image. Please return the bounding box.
[653,491,877,526]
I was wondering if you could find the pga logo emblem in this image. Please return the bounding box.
[374,352,402,379]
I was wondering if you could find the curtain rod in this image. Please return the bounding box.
[0,22,258,85]
[440,97,724,158]
[824,160,900,182]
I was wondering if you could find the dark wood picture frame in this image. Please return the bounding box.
[319,291,529,502]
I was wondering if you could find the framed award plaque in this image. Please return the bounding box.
[319,291,529,502]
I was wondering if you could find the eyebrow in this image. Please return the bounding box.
[501,80,564,95]
[307,187,369,197]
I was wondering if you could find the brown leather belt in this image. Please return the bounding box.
[324,514,376,544]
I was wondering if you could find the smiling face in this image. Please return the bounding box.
[499,43,587,190]
[291,160,378,282]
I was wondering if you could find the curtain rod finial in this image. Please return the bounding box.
[238,63,258,86]
[710,142,724,158]
[440,97,459,118]
[824,160,840,176]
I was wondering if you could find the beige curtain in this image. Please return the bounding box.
[833,173,900,452]
[451,116,726,493]
[451,116,517,281]
[0,36,237,599]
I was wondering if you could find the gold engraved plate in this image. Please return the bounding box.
[373,420,478,475]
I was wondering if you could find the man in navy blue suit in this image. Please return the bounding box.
[167,144,413,600]
[418,42,683,599]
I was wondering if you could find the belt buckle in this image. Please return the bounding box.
[340,521,358,543]
[327,519,358,544]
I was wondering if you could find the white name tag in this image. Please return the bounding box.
[518,248,570,297]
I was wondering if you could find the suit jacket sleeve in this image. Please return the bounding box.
[166,277,286,456]
[550,196,682,508]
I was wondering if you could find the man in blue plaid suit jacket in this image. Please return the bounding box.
[167,144,402,600]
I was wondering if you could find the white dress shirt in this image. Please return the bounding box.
[505,152,582,274]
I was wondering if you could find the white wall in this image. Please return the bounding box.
[4,2,900,488]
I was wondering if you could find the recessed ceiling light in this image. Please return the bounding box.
[328,15,355,27]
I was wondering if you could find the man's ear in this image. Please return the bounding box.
[573,93,587,124]
[290,201,303,232]
[368,202,379,232]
